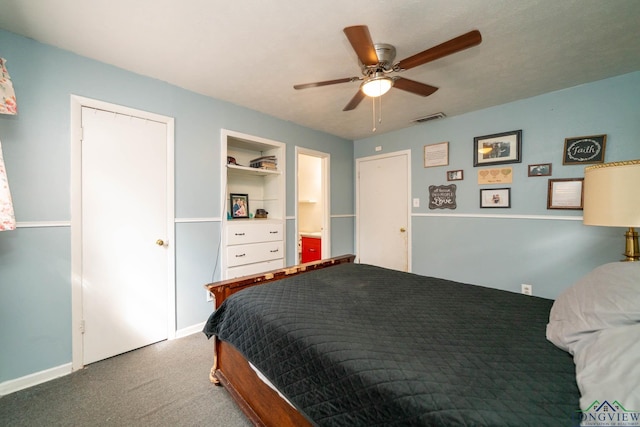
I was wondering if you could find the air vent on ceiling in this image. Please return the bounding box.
[412,112,446,124]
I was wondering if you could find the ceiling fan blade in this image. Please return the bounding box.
[343,25,379,66]
[393,78,438,97]
[343,90,366,111]
[294,77,358,90]
[396,30,482,71]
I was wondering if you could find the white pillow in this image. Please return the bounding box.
[573,324,640,413]
[546,262,640,354]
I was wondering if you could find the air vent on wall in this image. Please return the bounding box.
[412,112,446,124]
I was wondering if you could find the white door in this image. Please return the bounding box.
[356,150,410,271]
[80,106,169,365]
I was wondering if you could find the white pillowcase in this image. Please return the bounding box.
[546,262,640,355]
[573,324,640,413]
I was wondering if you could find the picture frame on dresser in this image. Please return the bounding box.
[230,193,249,218]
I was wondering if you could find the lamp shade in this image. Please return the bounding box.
[583,160,640,227]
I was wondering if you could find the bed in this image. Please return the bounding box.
[203,256,639,426]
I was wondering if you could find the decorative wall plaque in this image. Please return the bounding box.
[477,167,513,184]
[563,135,606,165]
[428,184,457,209]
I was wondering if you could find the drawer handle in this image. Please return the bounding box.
[309,248,316,252]
[270,249,279,253]
[234,232,245,236]
[269,231,279,234]
[235,253,246,258]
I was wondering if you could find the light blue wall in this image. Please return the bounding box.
[0,29,354,383]
[1,25,638,386]
[355,71,640,299]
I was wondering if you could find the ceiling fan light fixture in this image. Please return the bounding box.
[361,74,393,97]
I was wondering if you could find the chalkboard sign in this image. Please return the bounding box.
[429,184,457,209]
[563,134,606,165]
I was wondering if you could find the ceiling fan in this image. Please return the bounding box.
[294,25,482,111]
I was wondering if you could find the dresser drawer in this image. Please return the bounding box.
[226,259,285,280]
[226,222,283,245]
[226,241,284,267]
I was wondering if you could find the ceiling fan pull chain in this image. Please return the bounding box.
[372,96,376,132]
[378,95,383,124]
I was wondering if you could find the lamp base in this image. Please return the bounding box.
[622,227,640,262]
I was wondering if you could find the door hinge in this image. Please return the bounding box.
[80,320,85,334]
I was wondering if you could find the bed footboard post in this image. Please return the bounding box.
[210,336,220,385]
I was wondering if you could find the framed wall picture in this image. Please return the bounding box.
[563,134,606,165]
[424,141,449,167]
[480,188,511,208]
[528,163,552,177]
[447,170,464,181]
[547,178,584,210]
[230,193,249,218]
[473,130,522,167]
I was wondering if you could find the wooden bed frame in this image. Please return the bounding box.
[205,254,356,426]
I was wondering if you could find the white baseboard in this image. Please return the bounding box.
[0,363,72,396]
[174,321,206,339]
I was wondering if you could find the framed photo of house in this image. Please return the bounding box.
[474,130,522,167]
[424,141,449,167]
[528,163,552,177]
[230,193,249,218]
[447,170,464,181]
[480,188,511,208]
[547,178,584,210]
[562,134,606,165]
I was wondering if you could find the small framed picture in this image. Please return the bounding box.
[563,134,606,165]
[480,188,511,208]
[547,178,584,210]
[474,130,522,167]
[528,163,552,177]
[424,141,449,167]
[447,170,464,181]
[230,193,249,218]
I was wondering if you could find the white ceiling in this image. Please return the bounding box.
[1,0,639,141]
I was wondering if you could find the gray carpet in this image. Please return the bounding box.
[0,333,252,426]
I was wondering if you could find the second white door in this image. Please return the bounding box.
[356,150,410,271]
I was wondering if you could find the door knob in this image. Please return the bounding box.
[400,228,406,232]
[156,239,165,246]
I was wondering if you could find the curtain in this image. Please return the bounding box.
[0,139,16,230]
[0,57,16,230]
[1,57,17,115]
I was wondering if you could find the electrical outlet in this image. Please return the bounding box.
[521,284,532,296]
[206,290,213,302]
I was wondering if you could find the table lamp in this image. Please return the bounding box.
[583,160,640,261]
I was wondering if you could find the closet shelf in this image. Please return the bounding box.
[227,164,281,177]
